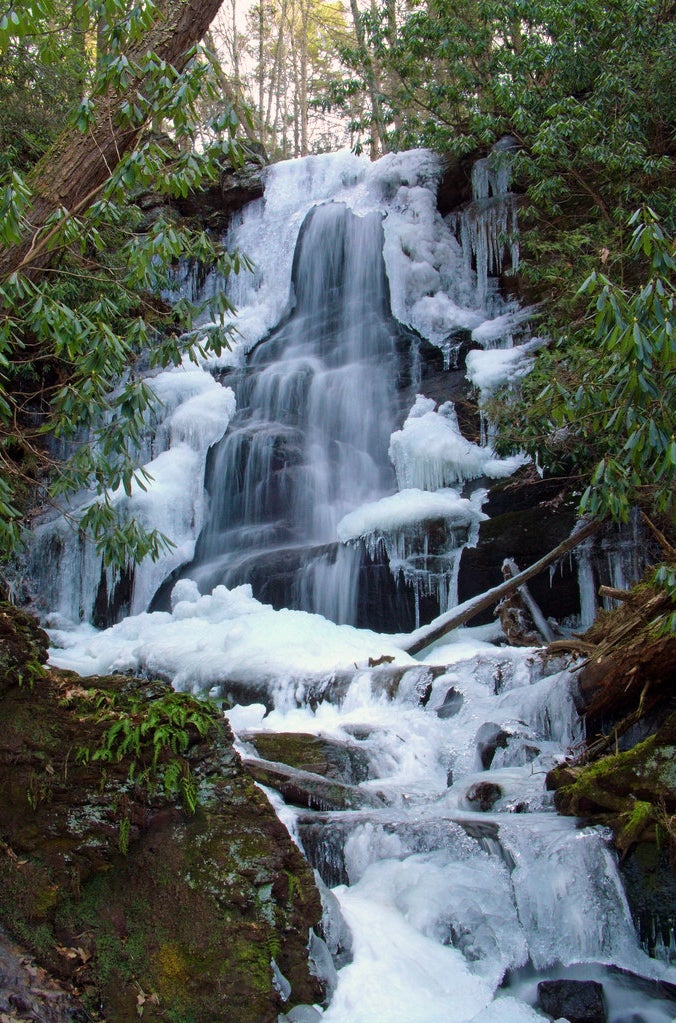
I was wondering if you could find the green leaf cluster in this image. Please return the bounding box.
[0,2,249,571]
[490,207,675,529]
[76,689,219,815]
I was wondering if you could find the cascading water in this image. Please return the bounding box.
[180,203,402,625]
[42,149,676,1021]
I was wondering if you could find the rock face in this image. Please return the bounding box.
[0,926,87,1023]
[0,603,322,1023]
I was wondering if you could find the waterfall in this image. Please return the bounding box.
[180,203,401,625]
[44,149,676,1022]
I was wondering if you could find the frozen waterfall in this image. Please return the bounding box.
[40,147,676,1023]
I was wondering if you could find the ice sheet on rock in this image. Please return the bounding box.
[389,395,527,490]
[48,582,415,695]
[499,817,667,980]
[337,489,486,543]
[450,153,520,311]
[466,340,544,400]
[469,309,535,349]
[336,850,528,992]
[29,369,234,623]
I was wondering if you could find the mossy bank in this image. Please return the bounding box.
[0,602,323,1022]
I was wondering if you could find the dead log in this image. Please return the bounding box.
[598,585,634,603]
[501,557,556,643]
[400,517,603,656]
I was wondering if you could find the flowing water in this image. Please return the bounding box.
[43,150,676,1021]
[183,202,401,624]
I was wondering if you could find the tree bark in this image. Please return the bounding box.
[400,518,603,656]
[0,0,225,282]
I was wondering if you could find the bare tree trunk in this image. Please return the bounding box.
[71,0,90,94]
[258,0,265,125]
[0,0,225,283]
[231,0,240,82]
[204,30,263,147]
[299,0,309,155]
[265,0,288,137]
[347,0,387,157]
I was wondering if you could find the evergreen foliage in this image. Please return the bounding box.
[0,0,247,570]
[490,208,675,526]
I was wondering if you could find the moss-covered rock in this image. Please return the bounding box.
[548,712,676,853]
[0,603,322,1022]
[242,731,371,784]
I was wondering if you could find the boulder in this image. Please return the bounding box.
[475,722,510,769]
[465,781,503,811]
[435,686,464,719]
[241,731,371,785]
[537,979,606,1023]
[243,756,386,812]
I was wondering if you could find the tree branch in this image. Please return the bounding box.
[399,517,603,656]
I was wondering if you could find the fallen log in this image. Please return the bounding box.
[598,585,634,603]
[399,517,603,656]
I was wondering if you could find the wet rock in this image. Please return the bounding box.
[457,470,579,625]
[282,1006,323,1023]
[465,781,503,811]
[465,783,502,813]
[475,722,510,769]
[313,873,353,969]
[0,927,87,1023]
[548,712,676,853]
[620,841,676,961]
[537,978,606,1023]
[435,686,464,719]
[308,930,338,996]
[242,731,371,785]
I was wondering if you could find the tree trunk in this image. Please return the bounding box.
[0,0,225,283]
[299,0,309,155]
[204,30,263,148]
[347,0,387,157]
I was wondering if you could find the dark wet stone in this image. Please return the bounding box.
[243,731,372,785]
[475,722,510,769]
[465,781,503,811]
[537,978,606,1023]
[436,686,464,719]
[243,756,386,812]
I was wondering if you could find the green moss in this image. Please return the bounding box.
[617,800,656,847]
[553,713,676,855]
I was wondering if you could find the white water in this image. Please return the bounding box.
[40,148,676,1020]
